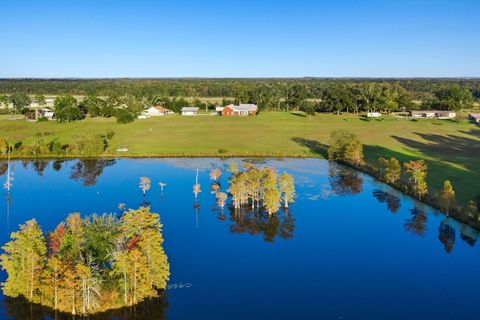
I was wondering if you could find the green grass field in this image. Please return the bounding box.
[1,112,479,203]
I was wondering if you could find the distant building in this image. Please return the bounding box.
[411,110,456,119]
[469,113,480,124]
[145,106,174,117]
[215,106,225,112]
[39,108,54,119]
[367,112,381,118]
[222,104,258,116]
[181,107,199,116]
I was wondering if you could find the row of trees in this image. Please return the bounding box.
[0,207,170,315]
[1,81,476,116]
[0,131,113,157]
[326,129,461,215]
[0,78,478,101]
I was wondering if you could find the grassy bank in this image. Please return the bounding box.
[1,112,479,203]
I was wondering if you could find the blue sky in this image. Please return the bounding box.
[1,0,479,78]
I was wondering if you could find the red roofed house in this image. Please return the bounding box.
[222,104,258,116]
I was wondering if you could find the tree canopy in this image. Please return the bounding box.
[0,207,170,316]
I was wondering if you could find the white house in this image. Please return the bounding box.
[181,107,199,116]
[436,111,457,120]
[367,112,381,118]
[145,106,174,117]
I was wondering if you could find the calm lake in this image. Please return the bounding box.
[0,158,479,320]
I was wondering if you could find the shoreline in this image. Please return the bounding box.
[3,154,479,231]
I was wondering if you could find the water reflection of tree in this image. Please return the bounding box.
[225,207,295,242]
[404,208,428,236]
[4,294,168,320]
[438,219,456,253]
[372,190,401,213]
[328,165,363,196]
[0,161,7,176]
[32,159,49,176]
[70,159,116,186]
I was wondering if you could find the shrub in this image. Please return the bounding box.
[106,129,115,140]
[69,133,106,155]
[116,109,134,124]
[37,116,48,122]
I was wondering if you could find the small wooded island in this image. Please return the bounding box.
[0,207,170,316]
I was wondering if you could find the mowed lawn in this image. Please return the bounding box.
[1,112,479,203]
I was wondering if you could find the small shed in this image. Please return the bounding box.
[181,107,199,116]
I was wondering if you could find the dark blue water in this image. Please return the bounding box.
[0,158,479,320]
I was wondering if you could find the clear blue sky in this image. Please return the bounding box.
[1,0,479,78]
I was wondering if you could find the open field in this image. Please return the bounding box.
[1,112,479,203]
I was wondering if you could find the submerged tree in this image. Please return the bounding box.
[216,192,228,211]
[139,177,151,196]
[279,172,296,208]
[227,164,294,215]
[209,169,222,182]
[193,169,201,199]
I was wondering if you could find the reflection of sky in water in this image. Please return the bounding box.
[0,158,479,320]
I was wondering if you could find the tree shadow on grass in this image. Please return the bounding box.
[289,111,307,118]
[291,137,328,158]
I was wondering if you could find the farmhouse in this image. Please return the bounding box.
[367,112,381,118]
[181,107,199,116]
[222,104,258,116]
[469,113,480,124]
[411,110,456,119]
[145,106,174,117]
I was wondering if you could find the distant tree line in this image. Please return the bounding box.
[0,79,478,114]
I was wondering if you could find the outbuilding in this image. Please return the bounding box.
[181,107,199,116]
